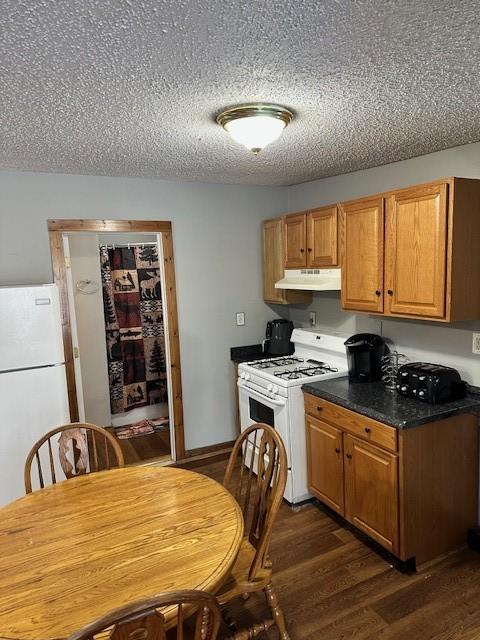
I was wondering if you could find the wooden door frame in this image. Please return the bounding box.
[47,219,185,460]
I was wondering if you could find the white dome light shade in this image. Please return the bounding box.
[217,104,293,153]
[225,115,286,152]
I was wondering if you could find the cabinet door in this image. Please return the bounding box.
[306,415,344,515]
[385,183,448,319]
[340,198,384,312]
[307,206,338,267]
[284,213,307,268]
[262,218,287,304]
[344,434,399,553]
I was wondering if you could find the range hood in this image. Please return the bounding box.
[275,268,341,291]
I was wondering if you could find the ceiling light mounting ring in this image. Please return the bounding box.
[216,103,293,153]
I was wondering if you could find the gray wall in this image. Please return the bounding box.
[0,170,285,451]
[286,142,480,385]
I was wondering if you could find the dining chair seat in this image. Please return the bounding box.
[217,538,272,604]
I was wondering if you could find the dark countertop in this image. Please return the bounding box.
[302,377,480,429]
[230,344,266,364]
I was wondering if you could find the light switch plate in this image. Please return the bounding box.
[236,312,245,326]
[473,333,480,355]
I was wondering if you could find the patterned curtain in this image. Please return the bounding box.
[100,245,168,415]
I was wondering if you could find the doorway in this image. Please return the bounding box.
[48,220,185,463]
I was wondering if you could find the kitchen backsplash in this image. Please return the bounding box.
[284,292,480,386]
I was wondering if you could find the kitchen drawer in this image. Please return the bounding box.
[304,393,398,453]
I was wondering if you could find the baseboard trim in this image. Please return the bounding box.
[175,439,236,466]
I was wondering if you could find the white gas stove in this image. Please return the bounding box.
[237,329,348,504]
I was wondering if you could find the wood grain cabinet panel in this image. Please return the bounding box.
[306,415,344,515]
[385,183,448,318]
[344,434,399,554]
[340,197,384,313]
[304,392,479,566]
[262,218,311,305]
[284,213,307,268]
[307,206,338,267]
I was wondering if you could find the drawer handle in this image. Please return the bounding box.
[364,427,371,434]
[335,447,340,454]
[346,453,352,459]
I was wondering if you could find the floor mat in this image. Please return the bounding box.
[115,417,169,439]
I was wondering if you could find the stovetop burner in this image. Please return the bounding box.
[273,363,339,380]
[248,356,303,369]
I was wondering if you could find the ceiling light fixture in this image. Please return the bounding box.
[216,103,293,153]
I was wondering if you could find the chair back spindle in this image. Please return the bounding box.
[223,423,287,581]
[25,423,124,493]
[66,590,221,640]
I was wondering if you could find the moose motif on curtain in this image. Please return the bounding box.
[100,244,168,415]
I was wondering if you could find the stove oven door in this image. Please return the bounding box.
[237,380,294,503]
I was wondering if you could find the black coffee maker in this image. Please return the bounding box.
[344,333,387,382]
[263,319,294,356]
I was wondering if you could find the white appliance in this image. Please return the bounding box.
[275,268,341,291]
[0,285,70,506]
[237,328,348,504]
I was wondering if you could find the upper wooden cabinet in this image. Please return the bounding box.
[262,218,312,305]
[284,207,339,269]
[340,178,480,322]
[284,213,307,268]
[340,197,384,313]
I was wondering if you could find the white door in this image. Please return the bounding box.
[63,235,86,422]
[0,364,70,506]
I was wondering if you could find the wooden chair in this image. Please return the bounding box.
[24,422,124,493]
[218,423,290,640]
[67,590,221,640]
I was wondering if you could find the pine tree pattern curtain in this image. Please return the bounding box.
[100,245,168,415]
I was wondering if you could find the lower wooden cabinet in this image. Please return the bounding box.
[304,393,479,566]
[306,416,344,514]
[344,434,399,554]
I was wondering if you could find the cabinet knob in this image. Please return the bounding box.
[335,447,340,454]
[316,406,323,412]
[300,248,305,253]
[346,453,352,459]
[387,289,393,295]
[307,248,312,252]
[375,290,381,296]
[364,427,371,434]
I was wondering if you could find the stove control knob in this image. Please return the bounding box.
[244,373,251,381]
[401,385,408,392]
[401,371,409,377]
[272,385,278,394]
[418,390,425,397]
[419,375,426,382]
[267,383,273,392]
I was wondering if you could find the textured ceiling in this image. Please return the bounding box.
[1,0,480,186]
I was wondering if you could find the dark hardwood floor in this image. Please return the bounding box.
[180,456,480,640]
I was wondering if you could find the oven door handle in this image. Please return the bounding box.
[238,380,286,406]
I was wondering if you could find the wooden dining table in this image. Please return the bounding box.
[0,465,244,640]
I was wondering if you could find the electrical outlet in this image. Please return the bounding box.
[473,333,480,355]
[236,312,245,326]
[309,311,316,327]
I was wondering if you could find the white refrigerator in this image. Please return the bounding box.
[0,284,70,506]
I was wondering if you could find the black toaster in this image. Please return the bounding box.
[396,363,465,404]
